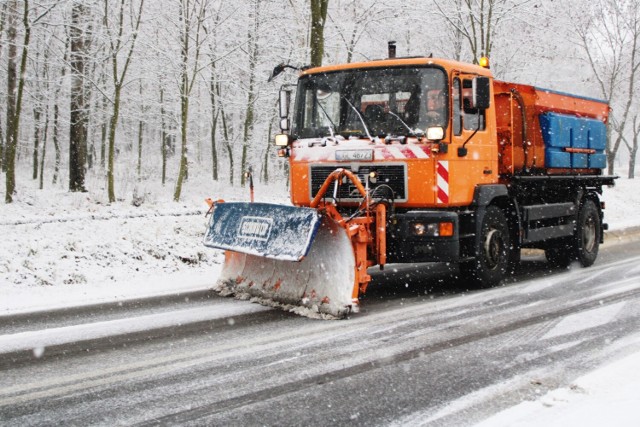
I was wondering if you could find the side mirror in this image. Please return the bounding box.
[279,89,290,118]
[472,77,491,110]
[279,89,291,131]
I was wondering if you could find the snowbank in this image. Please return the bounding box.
[476,338,640,427]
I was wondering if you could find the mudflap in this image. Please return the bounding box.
[212,216,357,319]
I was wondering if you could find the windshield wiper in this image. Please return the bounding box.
[315,100,337,138]
[386,111,423,137]
[343,97,374,141]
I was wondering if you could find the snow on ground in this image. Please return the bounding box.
[0,173,289,314]
[1,172,639,424]
[476,334,640,427]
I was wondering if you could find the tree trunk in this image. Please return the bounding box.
[5,0,31,203]
[32,106,41,180]
[0,2,7,171]
[262,121,272,183]
[629,117,640,179]
[137,82,144,178]
[100,108,107,168]
[220,98,233,185]
[209,69,219,181]
[173,89,189,201]
[173,8,190,202]
[107,86,122,202]
[241,0,260,186]
[173,0,205,201]
[104,0,145,202]
[0,121,4,171]
[39,103,49,189]
[309,0,328,67]
[69,2,89,192]
[160,86,167,185]
[52,102,61,185]
[4,0,18,199]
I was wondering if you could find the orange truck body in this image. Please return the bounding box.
[278,53,615,285]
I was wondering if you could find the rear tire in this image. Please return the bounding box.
[460,206,511,288]
[575,199,600,267]
[544,199,600,268]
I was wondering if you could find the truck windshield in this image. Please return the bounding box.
[292,67,447,139]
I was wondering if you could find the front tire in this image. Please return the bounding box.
[460,206,512,287]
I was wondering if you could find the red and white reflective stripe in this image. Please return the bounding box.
[436,160,449,204]
[291,144,431,161]
[378,145,430,160]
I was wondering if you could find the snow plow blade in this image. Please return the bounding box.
[204,202,357,318]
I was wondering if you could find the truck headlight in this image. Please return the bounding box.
[412,223,439,236]
[411,221,454,237]
[426,126,444,141]
[274,134,291,147]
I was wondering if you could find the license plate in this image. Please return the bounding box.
[335,149,374,161]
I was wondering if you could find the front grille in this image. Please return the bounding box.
[310,164,407,202]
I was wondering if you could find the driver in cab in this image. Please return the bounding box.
[403,88,446,129]
[425,89,445,126]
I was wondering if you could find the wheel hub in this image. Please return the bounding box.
[583,215,596,253]
[483,229,504,269]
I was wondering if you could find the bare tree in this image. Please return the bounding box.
[574,0,640,175]
[104,0,145,202]
[207,46,220,182]
[159,85,168,185]
[240,0,259,187]
[0,2,7,170]
[328,0,388,63]
[4,0,19,196]
[173,0,208,201]
[5,0,35,202]
[623,115,640,178]
[137,81,145,178]
[52,33,69,186]
[433,0,530,64]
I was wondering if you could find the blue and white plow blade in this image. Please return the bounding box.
[204,202,357,318]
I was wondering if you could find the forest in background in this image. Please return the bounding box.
[0,0,639,205]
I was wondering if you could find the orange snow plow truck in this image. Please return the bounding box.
[204,43,616,318]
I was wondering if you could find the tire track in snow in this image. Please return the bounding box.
[137,285,640,425]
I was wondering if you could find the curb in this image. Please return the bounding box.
[604,225,640,243]
[0,288,219,328]
[0,302,288,369]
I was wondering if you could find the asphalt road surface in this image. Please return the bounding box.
[1,238,639,426]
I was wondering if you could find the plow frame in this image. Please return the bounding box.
[309,168,387,303]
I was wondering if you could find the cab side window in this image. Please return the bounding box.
[452,78,462,136]
[462,78,486,131]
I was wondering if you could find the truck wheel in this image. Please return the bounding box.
[575,199,600,267]
[544,199,600,268]
[460,206,511,287]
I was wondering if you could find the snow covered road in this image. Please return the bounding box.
[1,239,639,425]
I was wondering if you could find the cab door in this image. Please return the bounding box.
[446,74,499,206]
